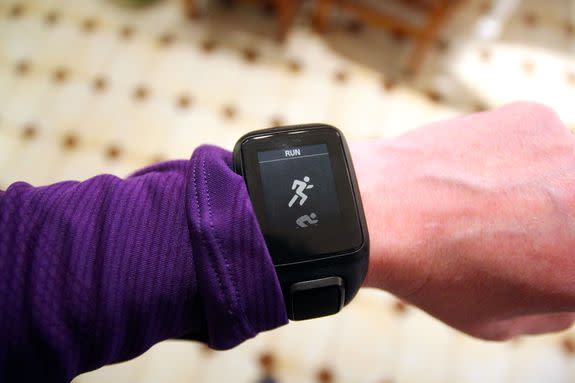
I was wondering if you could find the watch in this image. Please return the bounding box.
[233,124,369,321]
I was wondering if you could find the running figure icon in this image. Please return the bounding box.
[288,176,314,207]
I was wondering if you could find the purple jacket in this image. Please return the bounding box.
[0,145,288,382]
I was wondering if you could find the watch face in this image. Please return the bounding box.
[237,125,364,265]
[258,143,341,238]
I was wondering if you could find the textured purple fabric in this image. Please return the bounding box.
[0,145,288,383]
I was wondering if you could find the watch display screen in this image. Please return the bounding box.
[258,144,342,236]
[238,126,365,265]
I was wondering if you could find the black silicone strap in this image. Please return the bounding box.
[289,277,345,320]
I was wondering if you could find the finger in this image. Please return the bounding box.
[511,313,575,336]
[465,313,575,341]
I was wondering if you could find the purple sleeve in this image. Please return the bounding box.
[0,145,288,383]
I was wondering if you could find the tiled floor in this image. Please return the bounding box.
[1,0,575,382]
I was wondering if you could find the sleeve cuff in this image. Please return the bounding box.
[185,145,288,350]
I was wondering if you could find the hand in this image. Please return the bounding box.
[353,102,575,340]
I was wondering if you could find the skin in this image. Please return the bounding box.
[352,102,575,340]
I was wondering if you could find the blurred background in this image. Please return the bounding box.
[1,0,575,382]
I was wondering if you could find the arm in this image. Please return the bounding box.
[0,146,287,383]
[354,102,575,340]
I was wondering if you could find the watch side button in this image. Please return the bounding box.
[289,277,345,321]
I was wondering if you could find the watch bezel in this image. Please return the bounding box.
[233,124,366,266]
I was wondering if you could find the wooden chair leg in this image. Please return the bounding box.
[275,0,289,42]
[275,0,298,42]
[183,0,200,19]
[406,3,452,74]
[312,0,333,34]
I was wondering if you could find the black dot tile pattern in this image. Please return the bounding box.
[258,352,275,374]
[62,133,79,150]
[567,71,575,87]
[473,102,488,112]
[81,18,98,33]
[316,367,334,383]
[44,10,60,26]
[21,123,37,140]
[119,25,136,40]
[522,11,538,27]
[222,105,237,120]
[334,69,349,83]
[382,78,396,91]
[269,116,284,127]
[176,94,193,109]
[105,144,122,160]
[201,40,218,53]
[565,22,575,37]
[562,338,575,356]
[52,67,69,84]
[435,38,449,53]
[478,1,492,14]
[425,89,444,103]
[132,85,150,101]
[92,76,108,92]
[158,32,176,47]
[150,154,166,164]
[522,59,535,74]
[287,59,302,73]
[242,47,259,63]
[479,47,491,62]
[393,300,407,314]
[14,59,31,75]
[8,3,25,18]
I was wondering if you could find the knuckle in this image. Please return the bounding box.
[495,101,572,138]
[512,101,565,129]
[463,322,513,342]
[533,108,563,129]
[507,101,554,116]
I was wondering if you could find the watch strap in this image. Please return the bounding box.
[289,277,345,320]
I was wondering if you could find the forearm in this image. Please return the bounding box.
[0,160,202,382]
[0,146,287,382]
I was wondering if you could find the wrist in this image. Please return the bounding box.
[350,140,438,298]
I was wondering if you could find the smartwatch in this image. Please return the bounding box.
[233,124,369,321]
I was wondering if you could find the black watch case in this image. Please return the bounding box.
[233,124,369,320]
